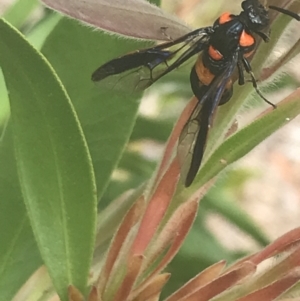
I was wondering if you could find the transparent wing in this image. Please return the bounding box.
[178,52,239,187]
[91,27,212,92]
[178,101,210,187]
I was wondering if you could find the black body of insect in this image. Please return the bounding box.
[92,0,300,187]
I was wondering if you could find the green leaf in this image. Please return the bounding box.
[131,116,173,142]
[41,18,152,199]
[27,13,62,50]
[0,125,42,301]
[197,90,300,186]
[0,70,10,130]
[0,18,97,300]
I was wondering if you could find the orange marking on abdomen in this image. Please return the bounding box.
[194,56,215,86]
[208,45,223,61]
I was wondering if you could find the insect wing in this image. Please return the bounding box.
[177,103,208,187]
[91,48,173,91]
[92,27,211,92]
[178,53,239,187]
[178,100,211,187]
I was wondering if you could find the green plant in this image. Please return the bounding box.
[0,0,300,300]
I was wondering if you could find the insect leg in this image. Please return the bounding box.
[256,31,270,42]
[237,61,245,85]
[242,57,276,108]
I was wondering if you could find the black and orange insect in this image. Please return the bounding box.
[92,0,300,187]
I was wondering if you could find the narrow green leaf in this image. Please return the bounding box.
[0,125,42,301]
[41,18,152,199]
[0,18,97,300]
[197,89,300,186]
[0,70,10,131]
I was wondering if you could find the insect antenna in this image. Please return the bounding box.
[269,5,300,21]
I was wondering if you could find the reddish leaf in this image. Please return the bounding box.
[113,255,144,301]
[97,197,146,293]
[243,246,300,294]
[153,97,198,187]
[165,261,226,301]
[236,270,300,301]
[88,286,98,301]
[41,0,191,41]
[130,159,180,256]
[184,262,256,301]
[132,273,170,301]
[138,200,199,289]
[228,228,300,272]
